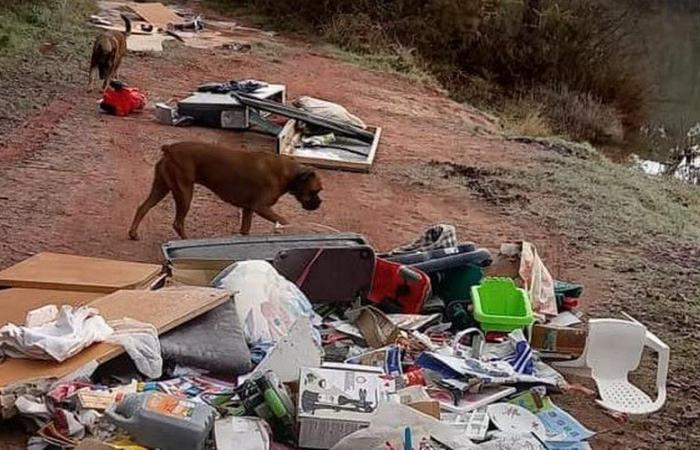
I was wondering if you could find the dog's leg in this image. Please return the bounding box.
[253,206,289,228]
[240,208,253,235]
[172,183,193,239]
[128,168,170,240]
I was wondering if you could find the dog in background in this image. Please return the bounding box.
[88,14,131,91]
[128,141,324,240]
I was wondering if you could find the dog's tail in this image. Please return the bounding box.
[120,13,132,35]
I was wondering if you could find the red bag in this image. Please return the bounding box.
[100,87,146,116]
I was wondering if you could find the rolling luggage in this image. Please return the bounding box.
[273,246,375,303]
[367,258,431,314]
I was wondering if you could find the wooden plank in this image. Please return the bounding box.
[365,126,382,168]
[276,119,301,155]
[0,287,230,387]
[0,253,162,293]
[0,289,104,326]
[128,2,183,30]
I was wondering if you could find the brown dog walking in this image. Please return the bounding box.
[128,142,323,240]
[89,14,131,91]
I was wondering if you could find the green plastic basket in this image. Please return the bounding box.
[471,277,534,332]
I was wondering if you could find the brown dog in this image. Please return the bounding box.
[128,141,323,240]
[88,14,131,91]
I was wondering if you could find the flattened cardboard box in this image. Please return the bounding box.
[297,366,392,449]
[531,324,587,357]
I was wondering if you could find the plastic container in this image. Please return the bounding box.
[432,265,484,302]
[470,278,534,332]
[105,393,215,450]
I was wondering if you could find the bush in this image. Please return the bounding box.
[534,85,625,143]
[227,0,650,141]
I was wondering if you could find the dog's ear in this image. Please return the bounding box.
[289,165,316,193]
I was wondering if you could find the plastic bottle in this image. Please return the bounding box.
[105,392,215,450]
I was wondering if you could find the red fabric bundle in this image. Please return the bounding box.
[100,87,146,116]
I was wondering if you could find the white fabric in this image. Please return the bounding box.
[106,318,163,379]
[25,305,59,328]
[292,96,367,129]
[519,241,558,317]
[0,306,113,362]
[215,261,321,346]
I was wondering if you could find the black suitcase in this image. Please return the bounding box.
[273,246,375,303]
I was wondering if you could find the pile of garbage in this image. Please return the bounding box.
[0,225,669,450]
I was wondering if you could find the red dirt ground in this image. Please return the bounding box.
[0,18,642,449]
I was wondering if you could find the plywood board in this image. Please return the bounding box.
[128,2,183,29]
[127,33,172,52]
[0,253,162,293]
[0,287,230,387]
[0,288,104,326]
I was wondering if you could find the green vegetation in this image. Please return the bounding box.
[0,0,96,131]
[214,0,649,145]
[0,0,95,57]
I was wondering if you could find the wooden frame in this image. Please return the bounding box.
[276,119,382,172]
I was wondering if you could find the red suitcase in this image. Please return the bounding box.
[367,258,431,314]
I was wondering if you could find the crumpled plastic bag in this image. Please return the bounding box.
[214,261,321,346]
[292,96,367,129]
[106,318,162,379]
[519,241,558,317]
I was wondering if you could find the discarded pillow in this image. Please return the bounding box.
[292,96,367,129]
[213,261,321,347]
[160,297,252,375]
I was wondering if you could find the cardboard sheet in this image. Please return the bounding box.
[128,2,183,29]
[0,287,230,387]
[0,253,162,293]
[0,288,104,326]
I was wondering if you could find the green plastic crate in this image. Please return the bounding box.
[471,277,534,332]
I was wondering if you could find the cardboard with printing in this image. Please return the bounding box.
[531,324,587,358]
[297,366,392,449]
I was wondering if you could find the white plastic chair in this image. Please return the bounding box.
[553,317,669,415]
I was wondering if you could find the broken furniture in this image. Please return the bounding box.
[554,317,669,415]
[0,252,162,293]
[161,233,369,286]
[177,84,286,131]
[230,93,381,172]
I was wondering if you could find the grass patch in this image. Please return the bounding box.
[0,0,96,133]
[0,0,94,58]
[321,44,438,86]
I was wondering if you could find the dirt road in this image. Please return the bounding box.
[0,20,660,449]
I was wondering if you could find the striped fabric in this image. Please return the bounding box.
[505,329,534,375]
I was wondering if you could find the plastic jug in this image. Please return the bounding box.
[105,392,215,450]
